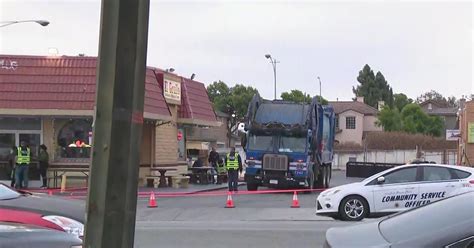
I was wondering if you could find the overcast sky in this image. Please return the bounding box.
[1,0,473,101]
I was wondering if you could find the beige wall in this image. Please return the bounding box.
[154,105,178,165]
[363,115,382,132]
[336,110,364,145]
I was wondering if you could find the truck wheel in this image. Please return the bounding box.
[247,183,258,191]
[338,195,368,221]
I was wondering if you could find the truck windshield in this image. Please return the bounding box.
[248,135,273,151]
[279,136,306,153]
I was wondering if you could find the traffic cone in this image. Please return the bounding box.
[225,191,235,208]
[148,191,157,208]
[291,191,300,208]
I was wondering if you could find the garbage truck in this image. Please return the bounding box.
[242,94,335,191]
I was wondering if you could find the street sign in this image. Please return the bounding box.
[446,129,460,141]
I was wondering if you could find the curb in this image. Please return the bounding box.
[190,182,247,194]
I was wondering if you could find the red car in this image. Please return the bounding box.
[0,183,84,238]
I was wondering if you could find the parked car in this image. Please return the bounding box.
[317,164,474,221]
[0,222,82,248]
[324,191,474,248]
[0,183,85,238]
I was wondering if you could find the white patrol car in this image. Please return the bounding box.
[316,164,474,221]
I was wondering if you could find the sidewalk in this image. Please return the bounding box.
[1,180,245,195]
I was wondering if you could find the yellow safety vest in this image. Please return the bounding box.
[226,153,239,170]
[17,147,31,165]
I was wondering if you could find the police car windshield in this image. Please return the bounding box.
[0,184,21,200]
[378,192,474,243]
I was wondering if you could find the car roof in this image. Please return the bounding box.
[363,164,474,183]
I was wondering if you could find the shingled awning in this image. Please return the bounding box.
[178,77,220,127]
[0,54,171,120]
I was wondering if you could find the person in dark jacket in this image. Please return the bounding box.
[208,147,219,184]
[38,144,49,189]
[8,146,17,187]
[224,147,242,192]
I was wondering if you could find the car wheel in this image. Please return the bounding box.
[339,195,368,221]
[247,183,258,191]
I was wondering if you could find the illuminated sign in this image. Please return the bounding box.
[164,79,181,104]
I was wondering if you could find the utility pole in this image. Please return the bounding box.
[84,0,150,247]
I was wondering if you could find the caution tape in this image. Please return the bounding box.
[25,187,328,200]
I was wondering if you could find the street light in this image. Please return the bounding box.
[0,20,50,28]
[265,54,279,100]
[317,76,322,101]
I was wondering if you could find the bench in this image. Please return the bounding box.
[145,176,173,188]
[171,176,190,189]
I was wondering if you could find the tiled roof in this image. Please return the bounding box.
[178,78,218,125]
[0,54,170,119]
[424,107,457,116]
[328,101,378,115]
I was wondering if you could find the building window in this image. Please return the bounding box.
[0,117,42,159]
[335,115,339,129]
[57,119,92,159]
[346,116,356,129]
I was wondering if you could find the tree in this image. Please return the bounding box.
[376,106,402,131]
[353,64,394,108]
[400,104,443,137]
[416,90,456,107]
[207,81,258,144]
[280,89,328,104]
[393,93,413,111]
[376,104,444,137]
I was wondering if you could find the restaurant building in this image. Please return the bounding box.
[0,54,219,183]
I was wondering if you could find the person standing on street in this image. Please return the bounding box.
[225,147,242,192]
[15,141,31,189]
[38,144,49,189]
[208,147,219,184]
[8,146,17,187]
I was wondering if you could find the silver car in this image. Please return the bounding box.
[0,222,82,248]
[324,191,474,248]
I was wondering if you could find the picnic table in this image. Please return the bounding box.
[149,166,177,188]
[48,166,89,189]
[191,166,214,184]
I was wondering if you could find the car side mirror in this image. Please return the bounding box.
[377,176,385,184]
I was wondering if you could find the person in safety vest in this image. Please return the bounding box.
[15,141,31,189]
[224,147,242,192]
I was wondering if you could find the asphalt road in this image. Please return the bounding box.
[133,171,366,248]
[134,220,355,248]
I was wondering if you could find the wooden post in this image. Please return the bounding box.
[84,0,150,247]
